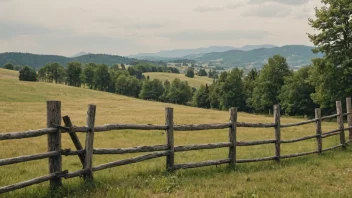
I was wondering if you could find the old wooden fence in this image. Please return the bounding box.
[1,98,352,194]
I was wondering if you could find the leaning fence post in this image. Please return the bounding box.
[47,101,62,188]
[336,101,346,149]
[84,104,96,180]
[315,108,322,153]
[346,97,352,141]
[165,107,174,171]
[274,105,281,162]
[229,107,237,166]
[63,116,85,166]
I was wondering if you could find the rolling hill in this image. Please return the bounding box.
[0,68,349,197]
[186,45,323,69]
[1,45,320,71]
[0,52,138,69]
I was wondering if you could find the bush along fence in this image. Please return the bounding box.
[1,98,352,194]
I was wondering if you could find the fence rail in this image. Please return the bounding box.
[1,98,352,194]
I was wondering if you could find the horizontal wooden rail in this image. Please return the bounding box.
[94,145,168,155]
[237,122,276,128]
[173,159,230,170]
[322,131,340,138]
[0,128,57,140]
[237,139,276,146]
[321,114,338,120]
[342,112,352,116]
[280,119,318,128]
[92,151,169,172]
[64,169,87,179]
[281,151,319,159]
[280,134,318,144]
[237,156,277,163]
[322,144,343,152]
[61,149,85,156]
[174,123,231,131]
[174,142,232,152]
[0,171,67,194]
[320,127,352,138]
[73,124,167,132]
[0,151,60,166]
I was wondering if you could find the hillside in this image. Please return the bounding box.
[185,45,323,69]
[1,45,319,70]
[0,68,350,197]
[0,52,138,69]
[144,72,214,88]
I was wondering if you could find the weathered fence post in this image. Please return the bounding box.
[274,105,281,162]
[63,116,85,166]
[336,101,346,148]
[84,104,96,180]
[346,97,352,141]
[229,107,237,166]
[315,108,322,153]
[47,101,62,188]
[165,107,174,171]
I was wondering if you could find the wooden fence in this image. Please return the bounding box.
[1,98,352,194]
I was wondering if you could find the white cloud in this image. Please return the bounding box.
[193,6,224,13]
[248,0,311,6]
[0,0,322,56]
[243,4,292,18]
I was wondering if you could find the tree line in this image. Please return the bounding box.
[33,61,192,105]
[192,55,319,116]
[3,0,351,117]
[194,0,352,117]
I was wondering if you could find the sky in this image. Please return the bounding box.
[0,0,322,56]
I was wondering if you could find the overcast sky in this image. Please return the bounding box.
[0,0,321,56]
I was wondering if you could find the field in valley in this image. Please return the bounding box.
[144,72,213,88]
[0,68,352,197]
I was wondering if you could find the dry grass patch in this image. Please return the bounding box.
[144,72,213,88]
[0,68,351,197]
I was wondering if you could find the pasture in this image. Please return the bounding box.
[143,72,213,88]
[0,68,351,197]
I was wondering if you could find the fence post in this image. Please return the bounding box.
[315,108,322,153]
[84,104,96,180]
[346,97,352,141]
[229,107,237,166]
[165,107,174,172]
[63,116,85,166]
[274,105,281,162]
[47,101,62,188]
[336,101,346,149]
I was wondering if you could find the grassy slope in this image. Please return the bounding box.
[144,72,213,88]
[0,68,351,197]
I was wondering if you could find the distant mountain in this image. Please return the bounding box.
[239,44,277,51]
[130,45,277,60]
[131,46,235,59]
[0,45,320,70]
[185,45,322,69]
[0,52,138,69]
[71,51,90,58]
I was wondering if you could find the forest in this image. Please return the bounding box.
[2,0,352,117]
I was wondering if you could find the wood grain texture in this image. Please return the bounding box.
[46,101,62,188]
[63,116,85,165]
[84,104,96,181]
[165,107,174,171]
[336,101,346,148]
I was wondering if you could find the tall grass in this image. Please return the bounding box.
[0,68,351,197]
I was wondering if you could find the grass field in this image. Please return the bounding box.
[144,72,213,88]
[0,68,351,197]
